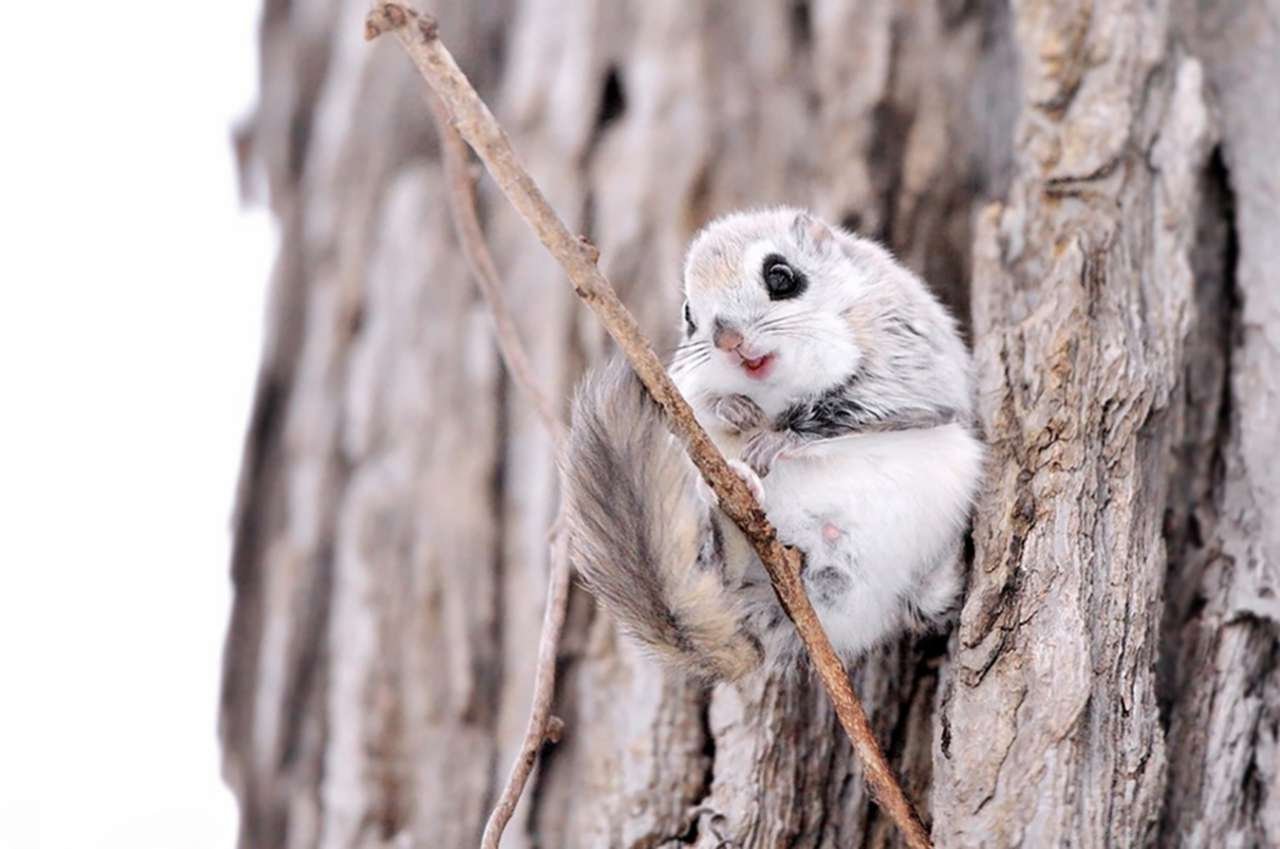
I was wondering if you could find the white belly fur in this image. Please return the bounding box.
[737,423,982,657]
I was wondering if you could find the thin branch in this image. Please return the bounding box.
[366,5,933,849]
[425,86,572,848]
[426,91,566,447]
[482,528,570,849]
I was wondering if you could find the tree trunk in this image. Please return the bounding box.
[220,1,1279,847]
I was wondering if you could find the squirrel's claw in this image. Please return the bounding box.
[709,393,766,434]
[694,459,765,507]
[741,430,797,478]
[728,459,766,503]
[742,432,798,478]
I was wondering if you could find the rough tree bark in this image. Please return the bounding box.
[221,1,1279,847]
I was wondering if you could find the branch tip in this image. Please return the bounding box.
[364,3,429,42]
[363,5,399,40]
[386,2,408,25]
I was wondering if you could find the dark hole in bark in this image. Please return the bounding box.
[791,0,812,46]
[595,65,627,132]
[1188,594,1209,619]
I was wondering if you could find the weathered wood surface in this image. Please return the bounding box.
[222,1,1279,846]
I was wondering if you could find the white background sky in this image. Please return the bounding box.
[1,2,271,846]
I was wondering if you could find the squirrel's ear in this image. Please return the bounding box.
[792,211,835,252]
[682,299,697,337]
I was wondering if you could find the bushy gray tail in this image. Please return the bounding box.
[562,358,762,681]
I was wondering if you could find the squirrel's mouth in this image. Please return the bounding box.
[739,352,775,379]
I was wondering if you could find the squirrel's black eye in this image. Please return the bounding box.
[762,253,806,300]
[683,301,697,336]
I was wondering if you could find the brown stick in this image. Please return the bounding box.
[426,91,566,447]
[481,528,570,849]
[425,89,573,849]
[366,5,932,848]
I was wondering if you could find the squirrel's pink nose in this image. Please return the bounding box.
[713,323,743,352]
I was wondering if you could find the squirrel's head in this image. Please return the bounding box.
[674,208,880,413]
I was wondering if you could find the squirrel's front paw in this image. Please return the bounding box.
[741,431,797,478]
[727,459,766,503]
[694,459,766,507]
[708,393,766,434]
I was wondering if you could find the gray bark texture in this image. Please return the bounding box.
[221,1,1280,846]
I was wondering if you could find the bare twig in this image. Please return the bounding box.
[425,85,572,849]
[426,91,566,446]
[366,5,933,848]
[482,528,570,849]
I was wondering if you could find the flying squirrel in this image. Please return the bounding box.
[563,208,984,680]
